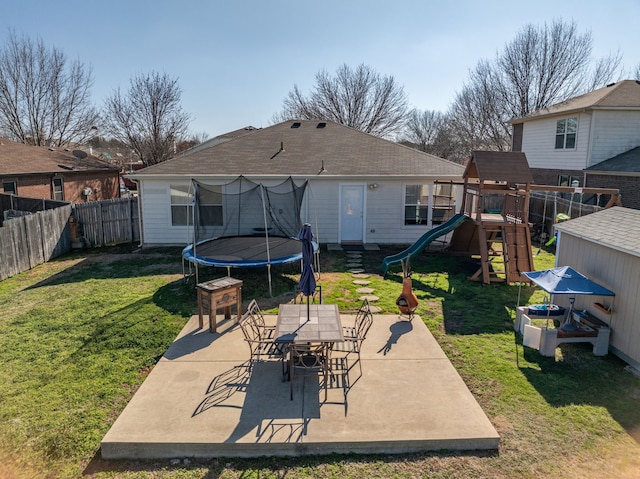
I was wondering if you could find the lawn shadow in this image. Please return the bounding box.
[404,252,537,336]
[519,344,640,444]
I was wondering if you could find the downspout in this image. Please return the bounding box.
[133,179,143,248]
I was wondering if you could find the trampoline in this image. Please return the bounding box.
[181,176,318,295]
[182,236,318,268]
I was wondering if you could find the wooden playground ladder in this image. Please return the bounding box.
[471,222,533,284]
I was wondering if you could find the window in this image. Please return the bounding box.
[432,183,456,225]
[197,185,223,226]
[404,185,429,225]
[171,185,193,226]
[170,184,223,226]
[555,117,577,149]
[558,175,580,188]
[52,177,64,200]
[2,180,17,195]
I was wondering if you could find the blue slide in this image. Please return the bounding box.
[381,214,469,276]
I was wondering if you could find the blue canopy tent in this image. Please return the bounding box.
[521,266,615,330]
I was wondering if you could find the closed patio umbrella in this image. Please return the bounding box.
[297,223,316,321]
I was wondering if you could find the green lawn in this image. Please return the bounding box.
[0,245,639,479]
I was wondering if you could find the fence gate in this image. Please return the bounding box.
[73,197,139,247]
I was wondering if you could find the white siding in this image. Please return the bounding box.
[140,180,194,245]
[520,112,591,170]
[139,177,460,246]
[557,233,640,370]
[588,110,640,166]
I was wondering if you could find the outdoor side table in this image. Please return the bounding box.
[196,277,243,333]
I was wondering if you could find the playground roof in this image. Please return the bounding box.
[464,151,534,185]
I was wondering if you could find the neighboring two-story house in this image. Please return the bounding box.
[511,80,640,209]
[0,138,121,202]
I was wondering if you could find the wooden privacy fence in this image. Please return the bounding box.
[72,197,140,247]
[0,202,72,281]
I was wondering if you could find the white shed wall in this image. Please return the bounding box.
[521,112,591,170]
[557,233,640,370]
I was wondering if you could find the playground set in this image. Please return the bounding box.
[382,151,621,284]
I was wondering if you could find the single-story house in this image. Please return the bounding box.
[0,138,121,202]
[554,206,640,371]
[128,120,466,247]
[511,80,640,209]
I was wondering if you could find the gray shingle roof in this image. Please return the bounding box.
[555,206,640,257]
[0,138,118,174]
[512,80,640,123]
[131,120,465,179]
[585,147,640,174]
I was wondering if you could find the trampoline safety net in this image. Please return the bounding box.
[192,176,307,244]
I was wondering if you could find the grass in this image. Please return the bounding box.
[0,244,639,478]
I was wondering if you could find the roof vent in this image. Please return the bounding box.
[606,82,616,87]
[291,122,301,128]
[317,122,326,128]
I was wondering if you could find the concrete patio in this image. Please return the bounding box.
[101,311,499,459]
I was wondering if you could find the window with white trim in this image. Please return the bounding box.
[432,183,456,225]
[555,117,577,149]
[170,184,223,226]
[404,185,429,225]
[171,185,193,226]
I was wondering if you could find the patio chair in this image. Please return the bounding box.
[294,284,322,304]
[239,300,282,370]
[332,299,373,375]
[288,342,330,401]
[246,299,276,337]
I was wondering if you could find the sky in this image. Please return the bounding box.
[2,0,640,139]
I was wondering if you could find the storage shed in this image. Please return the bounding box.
[554,207,640,371]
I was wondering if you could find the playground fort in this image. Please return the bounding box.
[382,151,621,283]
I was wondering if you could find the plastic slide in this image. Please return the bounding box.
[381,213,469,276]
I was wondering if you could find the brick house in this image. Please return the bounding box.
[511,80,640,209]
[0,138,120,202]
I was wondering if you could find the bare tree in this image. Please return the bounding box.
[0,31,99,146]
[633,64,640,80]
[449,19,623,156]
[103,72,191,166]
[402,108,461,160]
[276,64,408,138]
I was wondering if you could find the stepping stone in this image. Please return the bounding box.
[349,268,365,274]
[356,287,375,294]
[352,273,370,279]
[346,252,362,257]
[352,279,371,285]
[346,262,362,268]
[369,305,382,313]
[359,295,379,302]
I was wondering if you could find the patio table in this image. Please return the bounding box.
[275,303,344,345]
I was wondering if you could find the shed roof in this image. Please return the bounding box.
[131,120,465,179]
[463,151,533,184]
[0,138,118,175]
[555,206,640,257]
[511,80,640,124]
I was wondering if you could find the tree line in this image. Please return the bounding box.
[1,20,638,167]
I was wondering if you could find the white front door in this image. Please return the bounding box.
[340,184,365,243]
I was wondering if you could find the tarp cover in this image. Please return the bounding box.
[523,266,615,296]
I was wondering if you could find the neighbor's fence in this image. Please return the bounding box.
[0,195,140,281]
[0,194,72,281]
[72,197,140,247]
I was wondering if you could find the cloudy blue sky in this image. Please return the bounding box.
[3,0,639,138]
